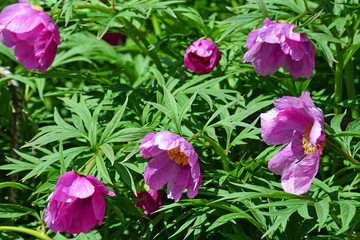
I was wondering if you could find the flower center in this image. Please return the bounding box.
[167,146,188,166]
[301,124,325,155]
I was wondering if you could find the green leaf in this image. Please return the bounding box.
[314,199,329,229]
[95,154,112,184]
[0,204,39,220]
[99,97,128,145]
[337,200,356,234]
[207,212,258,232]
[0,182,31,191]
[114,162,136,194]
[100,144,115,165]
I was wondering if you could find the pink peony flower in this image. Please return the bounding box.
[44,171,115,234]
[140,130,202,202]
[134,189,163,216]
[184,39,221,74]
[243,18,315,79]
[102,32,127,46]
[260,91,325,195]
[0,3,61,72]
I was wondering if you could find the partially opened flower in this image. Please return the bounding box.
[140,130,202,202]
[0,3,61,72]
[134,189,163,216]
[45,172,115,234]
[260,91,325,194]
[184,39,221,74]
[243,18,315,79]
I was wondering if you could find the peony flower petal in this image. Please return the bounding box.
[67,175,95,199]
[144,152,177,190]
[0,3,61,72]
[92,190,106,224]
[186,161,202,199]
[166,164,191,202]
[281,151,320,194]
[268,139,304,175]
[247,43,285,76]
[184,39,221,74]
[45,172,114,234]
[139,132,164,158]
[260,106,311,145]
[243,18,315,78]
[86,175,115,196]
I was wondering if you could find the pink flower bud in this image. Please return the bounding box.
[44,172,115,234]
[0,3,61,72]
[243,18,315,79]
[134,189,163,216]
[184,39,221,74]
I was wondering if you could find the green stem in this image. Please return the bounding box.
[198,135,230,172]
[326,136,359,165]
[73,4,114,14]
[334,45,343,115]
[0,227,52,240]
[119,18,164,73]
[151,15,161,36]
[289,0,308,24]
[78,154,97,173]
[85,158,97,175]
[344,60,359,118]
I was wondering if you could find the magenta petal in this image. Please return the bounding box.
[67,175,95,199]
[67,198,98,234]
[86,175,115,196]
[268,139,304,175]
[92,190,106,224]
[281,151,320,194]
[260,107,310,145]
[144,152,176,190]
[140,132,164,158]
[184,39,221,74]
[249,43,285,76]
[167,164,191,202]
[187,161,202,199]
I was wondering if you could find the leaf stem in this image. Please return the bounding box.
[289,0,308,25]
[78,154,97,173]
[198,134,231,172]
[326,136,359,165]
[0,226,52,240]
[334,45,344,115]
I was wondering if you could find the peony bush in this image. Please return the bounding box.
[0,0,359,239]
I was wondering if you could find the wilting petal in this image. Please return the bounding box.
[281,151,320,194]
[67,175,95,199]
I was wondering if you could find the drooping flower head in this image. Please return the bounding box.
[45,171,115,234]
[260,91,325,194]
[184,39,221,74]
[134,189,163,216]
[0,3,61,72]
[243,18,315,79]
[140,130,202,202]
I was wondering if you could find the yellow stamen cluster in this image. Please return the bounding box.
[301,124,325,155]
[167,146,189,166]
